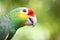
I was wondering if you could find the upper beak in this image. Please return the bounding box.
[25,16,37,26]
[29,17,37,26]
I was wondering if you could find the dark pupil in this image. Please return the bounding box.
[23,9,26,12]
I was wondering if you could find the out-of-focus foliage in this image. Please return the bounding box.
[12,24,51,40]
[0,0,60,40]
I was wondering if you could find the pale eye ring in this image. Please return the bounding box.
[20,9,28,14]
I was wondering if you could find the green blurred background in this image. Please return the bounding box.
[0,0,60,40]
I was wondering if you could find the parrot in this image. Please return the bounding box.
[0,7,37,40]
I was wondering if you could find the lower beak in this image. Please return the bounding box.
[25,16,37,26]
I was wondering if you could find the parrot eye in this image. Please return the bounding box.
[23,9,26,12]
[20,9,28,14]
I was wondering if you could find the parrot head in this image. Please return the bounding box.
[9,7,37,28]
[19,7,37,26]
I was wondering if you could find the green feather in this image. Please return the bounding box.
[9,12,26,29]
[0,7,28,40]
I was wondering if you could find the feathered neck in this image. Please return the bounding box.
[8,12,26,30]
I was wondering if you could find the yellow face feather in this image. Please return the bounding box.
[18,13,30,20]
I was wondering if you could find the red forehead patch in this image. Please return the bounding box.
[28,9,35,17]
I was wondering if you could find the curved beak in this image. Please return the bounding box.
[24,16,37,26]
